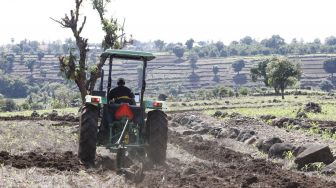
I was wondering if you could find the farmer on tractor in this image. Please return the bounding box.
[108,78,136,105]
[79,49,168,170]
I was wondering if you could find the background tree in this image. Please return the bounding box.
[37,51,45,61]
[154,39,165,51]
[250,59,271,87]
[325,36,336,46]
[261,35,285,49]
[189,52,198,74]
[52,0,125,103]
[26,59,36,76]
[173,45,185,59]
[323,58,336,79]
[266,58,301,99]
[185,38,195,50]
[320,80,333,92]
[212,65,219,76]
[212,65,220,82]
[0,54,15,74]
[240,36,254,45]
[232,59,245,75]
[215,41,224,52]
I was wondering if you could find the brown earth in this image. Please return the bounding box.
[0,151,81,172]
[138,130,336,188]
[1,112,336,187]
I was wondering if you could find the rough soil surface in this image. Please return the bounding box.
[138,130,336,188]
[0,151,81,172]
[1,112,336,187]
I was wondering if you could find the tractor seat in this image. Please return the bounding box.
[114,103,134,120]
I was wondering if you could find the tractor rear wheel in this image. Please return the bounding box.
[146,110,168,164]
[78,104,99,165]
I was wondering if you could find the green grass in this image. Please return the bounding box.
[200,94,336,121]
[0,107,79,117]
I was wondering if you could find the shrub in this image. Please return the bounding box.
[320,80,333,92]
[239,87,249,96]
[2,99,16,112]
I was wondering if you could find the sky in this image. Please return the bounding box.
[0,0,336,45]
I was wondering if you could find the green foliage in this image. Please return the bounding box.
[323,58,336,78]
[267,58,302,99]
[212,65,219,75]
[26,59,36,73]
[173,45,185,59]
[185,38,195,50]
[154,40,165,51]
[325,36,336,46]
[212,86,234,98]
[283,150,295,160]
[319,80,333,92]
[301,162,325,172]
[215,41,225,51]
[189,52,199,72]
[240,36,254,45]
[59,51,77,80]
[261,35,285,49]
[0,53,15,74]
[250,58,271,86]
[232,59,245,74]
[0,71,28,98]
[1,99,17,112]
[239,87,249,96]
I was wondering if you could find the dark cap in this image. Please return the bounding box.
[117,78,125,86]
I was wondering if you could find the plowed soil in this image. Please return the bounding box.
[138,130,336,188]
[1,113,336,187]
[0,151,81,172]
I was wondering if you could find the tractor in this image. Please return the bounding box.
[78,49,168,169]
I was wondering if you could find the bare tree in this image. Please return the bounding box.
[52,0,126,103]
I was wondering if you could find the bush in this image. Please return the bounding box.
[239,87,249,96]
[320,80,333,92]
[2,99,16,112]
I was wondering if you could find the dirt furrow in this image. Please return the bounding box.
[138,130,336,188]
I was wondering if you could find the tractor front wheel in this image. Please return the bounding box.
[146,110,168,164]
[78,104,99,166]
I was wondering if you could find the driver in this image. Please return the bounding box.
[108,78,136,105]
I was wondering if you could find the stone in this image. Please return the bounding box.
[213,111,223,117]
[268,143,295,158]
[294,144,334,169]
[182,167,198,175]
[322,161,336,175]
[209,128,222,137]
[191,135,203,142]
[197,127,210,135]
[304,102,321,113]
[237,130,255,142]
[182,130,195,136]
[272,117,290,128]
[256,137,283,153]
[31,110,39,117]
[259,115,276,121]
[296,112,307,119]
[293,145,309,157]
[244,136,258,145]
[222,128,240,139]
[179,116,191,125]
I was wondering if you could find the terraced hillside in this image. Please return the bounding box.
[8,53,335,94]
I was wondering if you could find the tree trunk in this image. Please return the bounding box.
[281,86,285,99]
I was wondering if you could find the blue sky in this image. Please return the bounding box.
[0,0,335,44]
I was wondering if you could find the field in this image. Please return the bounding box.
[8,53,336,95]
[1,93,336,187]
